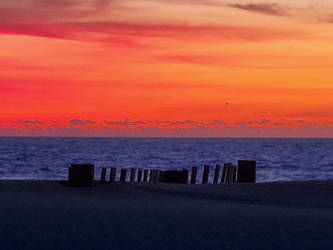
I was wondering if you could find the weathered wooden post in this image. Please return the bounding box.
[143,169,148,182]
[226,164,234,183]
[213,164,221,184]
[137,169,143,182]
[233,165,237,183]
[120,169,127,182]
[100,168,107,184]
[68,164,94,187]
[237,160,256,183]
[109,167,116,183]
[221,163,227,183]
[149,169,154,183]
[156,170,161,183]
[202,165,210,184]
[130,168,136,182]
[190,167,198,184]
[152,170,157,183]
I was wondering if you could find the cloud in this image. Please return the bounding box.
[168,120,199,126]
[70,119,96,125]
[228,3,288,17]
[0,0,309,43]
[210,120,225,126]
[17,120,44,125]
[106,119,146,126]
[157,54,234,65]
[0,21,306,42]
[255,119,270,124]
[318,13,333,23]
[2,124,333,137]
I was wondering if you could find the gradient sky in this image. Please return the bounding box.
[1,0,333,137]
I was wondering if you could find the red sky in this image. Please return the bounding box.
[1,0,333,137]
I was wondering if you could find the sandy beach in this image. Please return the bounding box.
[0,180,332,250]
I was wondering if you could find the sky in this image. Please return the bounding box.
[1,0,333,137]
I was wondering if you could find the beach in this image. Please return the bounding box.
[0,180,332,250]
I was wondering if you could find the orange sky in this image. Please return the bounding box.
[1,0,333,137]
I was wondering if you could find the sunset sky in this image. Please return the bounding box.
[1,0,333,137]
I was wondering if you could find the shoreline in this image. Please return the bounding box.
[1,180,332,250]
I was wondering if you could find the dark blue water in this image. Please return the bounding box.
[0,137,332,182]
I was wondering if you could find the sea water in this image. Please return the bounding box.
[0,137,332,182]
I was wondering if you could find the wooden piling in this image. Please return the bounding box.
[237,160,256,183]
[100,168,107,184]
[143,169,148,182]
[232,166,237,183]
[130,168,136,182]
[190,167,198,184]
[202,165,209,184]
[156,170,161,183]
[226,164,233,183]
[152,170,157,183]
[149,170,153,183]
[221,163,227,183]
[213,164,221,184]
[120,169,127,182]
[137,169,143,182]
[68,164,94,187]
[109,167,116,183]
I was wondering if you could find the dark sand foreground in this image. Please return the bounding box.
[0,180,332,250]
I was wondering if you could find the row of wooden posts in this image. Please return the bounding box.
[100,163,243,184]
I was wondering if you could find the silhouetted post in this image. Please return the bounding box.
[221,163,227,183]
[159,170,188,184]
[149,170,153,183]
[183,169,188,184]
[233,165,237,183]
[159,170,166,182]
[130,168,136,182]
[68,164,94,187]
[213,164,221,184]
[225,164,230,183]
[237,160,256,183]
[100,168,107,184]
[109,167,116,183]
[202,165,209,184]
[137,169,143,182]
[143,169,148,182]
[156,170,161,183]
[227,164,235,183]
[152,170,157,183]
[120,169,127,182]
[191,167,198,184]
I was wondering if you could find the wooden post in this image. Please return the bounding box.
[137,169,143,182]
[149,170,154,183]
[190,167,197,184]
[109,167,116,183]
[143,169,148,182]
[213,164,221,184]
[233,165,237,183]
[120,169,127,182]
[100,168,107,184]
[183,169,188,184]
[224,163,232,183]
[221,163,227,183]
[130,168,136,182]
[202,165,209,184]
[69,164,94,187]
[152,170,157,183]
[156,170,161,183]
[237,160,256,183]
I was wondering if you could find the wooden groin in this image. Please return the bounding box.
[75,160,256,186]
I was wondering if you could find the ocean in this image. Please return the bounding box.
[0,137,332,183]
